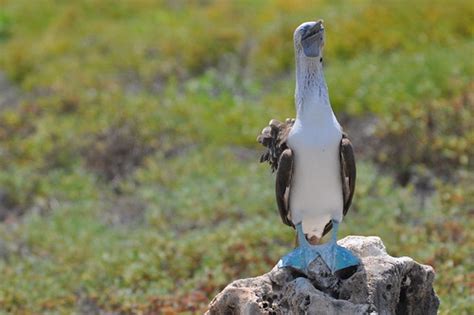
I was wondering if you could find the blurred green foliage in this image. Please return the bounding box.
[0,0,472,314]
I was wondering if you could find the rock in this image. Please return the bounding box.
[206,236,439,315]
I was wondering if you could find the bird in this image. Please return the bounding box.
[257,20,359,276]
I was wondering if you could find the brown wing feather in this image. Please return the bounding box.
[340,133,356,215]
[321,133,357,236]
[257,118,295,227]
[275,149,294,227]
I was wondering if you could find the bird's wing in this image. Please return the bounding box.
[322,132,356,236]
[257,118,295,227]
[257,118,295,172]
[340,133,356,216]
[275,149,294,227]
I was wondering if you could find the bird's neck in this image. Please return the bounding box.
[295,57,333,125]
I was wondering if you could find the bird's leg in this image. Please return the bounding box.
[316,220,360,276]
[330,220,339,243]
[296,222,309,247]
[278,220,360,277]
[278,223,317,272]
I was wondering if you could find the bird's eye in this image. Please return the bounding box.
[320,57,323,62]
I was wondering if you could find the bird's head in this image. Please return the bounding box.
[294,20,325,60]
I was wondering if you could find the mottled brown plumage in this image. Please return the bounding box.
[258,119,356,237]
[257,119,295,172]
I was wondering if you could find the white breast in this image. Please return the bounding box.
[287,113,343,238]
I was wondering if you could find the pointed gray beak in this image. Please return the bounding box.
[302,20,324,57]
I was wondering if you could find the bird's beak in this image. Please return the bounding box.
[302,20,324,58]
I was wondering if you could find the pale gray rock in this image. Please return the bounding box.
[206,236,439,315]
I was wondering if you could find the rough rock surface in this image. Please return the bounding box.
[207,236,439,315]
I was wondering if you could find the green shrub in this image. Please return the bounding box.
[374,87,473,181]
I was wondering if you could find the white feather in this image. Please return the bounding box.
[286,43,343,239]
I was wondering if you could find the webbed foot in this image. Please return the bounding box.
[278,221,359,276]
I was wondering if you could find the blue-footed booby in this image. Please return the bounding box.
[258,20,359,277]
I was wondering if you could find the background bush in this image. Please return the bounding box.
[0,0,472,313]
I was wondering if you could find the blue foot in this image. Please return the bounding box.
[278,221,360,275]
